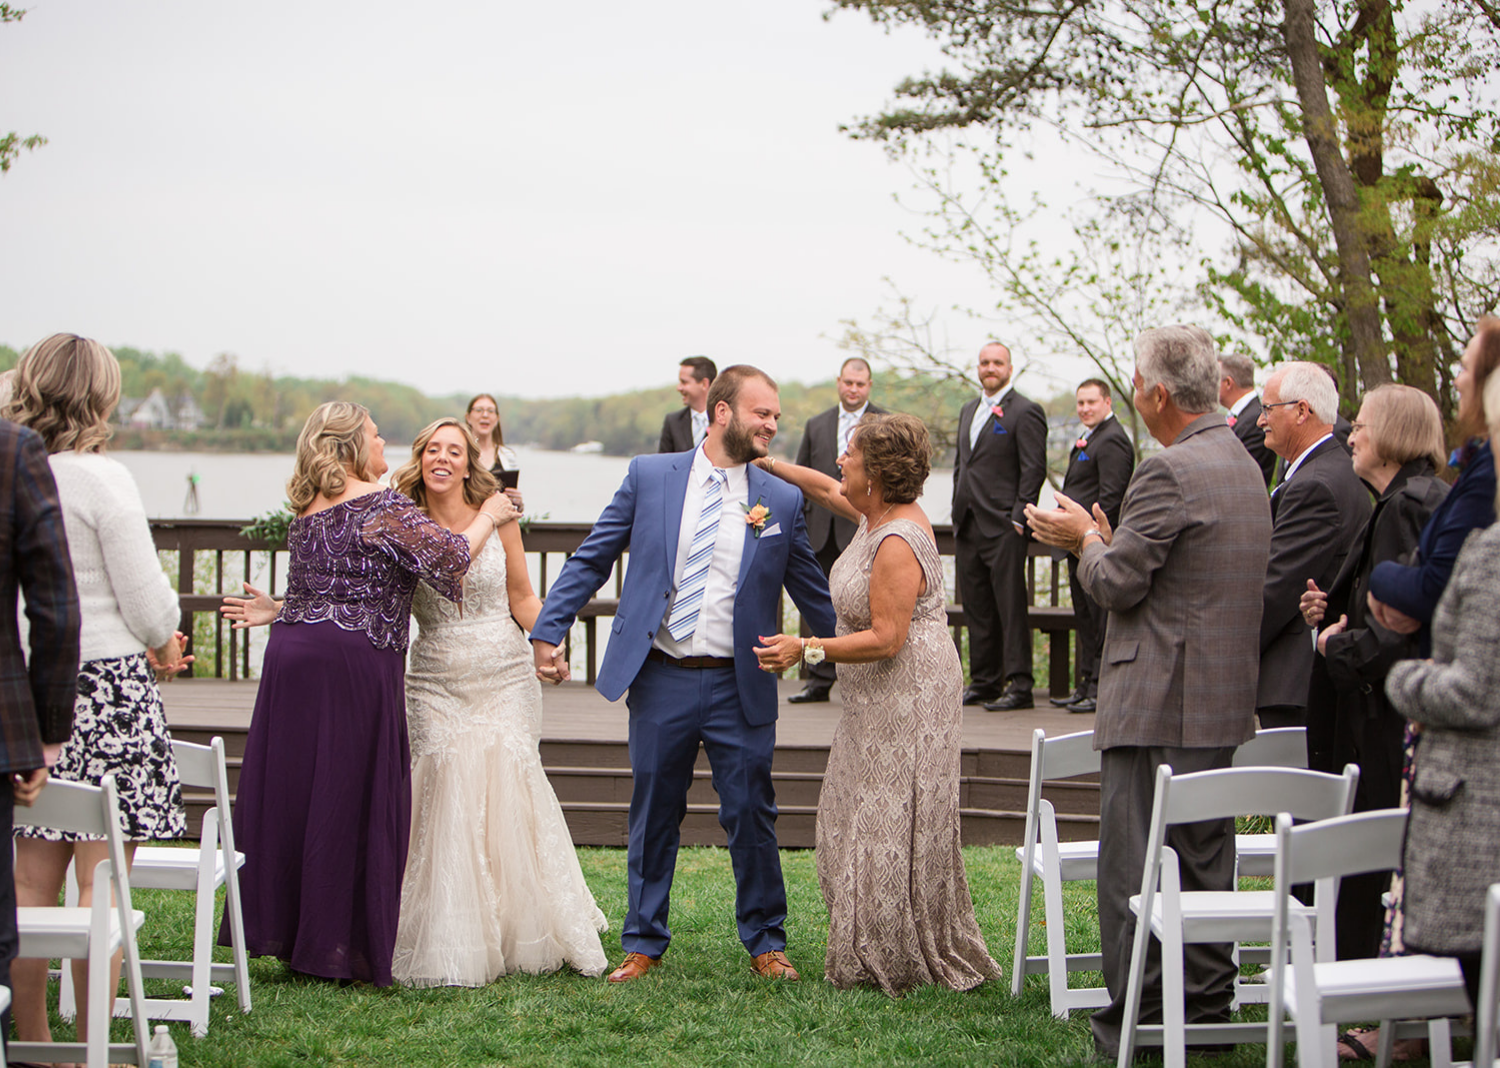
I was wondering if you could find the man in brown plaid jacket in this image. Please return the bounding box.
[0,417,81,1034]
[1028,325,1272,1060]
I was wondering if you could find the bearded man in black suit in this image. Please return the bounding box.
[786,356,886,703]
[1218,352,1276,486]
[1050,378,1135,713]
[952,342,1048,711]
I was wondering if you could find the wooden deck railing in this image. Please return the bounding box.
[150,520,1077,692]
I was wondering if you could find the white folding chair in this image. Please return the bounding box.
[1011,726,1308,1019]
[1232,726,1308,878]
[61,736,251,1037]
[1462,883,1500,1068]
[1118,762,1360,1068]
[12,775,151,1068]
[1010,728,1106,1017]
[1267,808,1472,1068]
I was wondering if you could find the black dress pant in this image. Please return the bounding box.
[955,518,1032,695]
[1068,555,1107,697]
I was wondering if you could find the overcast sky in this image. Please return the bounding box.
[1,1,1112,400]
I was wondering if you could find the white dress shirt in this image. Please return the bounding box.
[968,389,1011,449]
[1228,392,1258,420]
[837,402,868,457]
[655,446,748,659]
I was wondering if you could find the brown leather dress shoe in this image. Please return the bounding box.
[606,952,661,983]
[750,950,800,980]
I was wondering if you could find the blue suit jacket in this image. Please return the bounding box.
[531,450,837,726]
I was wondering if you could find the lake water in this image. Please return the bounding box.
[115,445,983,525]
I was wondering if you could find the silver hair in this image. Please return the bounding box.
[1270,361,1339,424]
[1217,352,1256,390]
[1135,326,1219,414]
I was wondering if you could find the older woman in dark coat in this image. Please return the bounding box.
[1301,385,1448,961]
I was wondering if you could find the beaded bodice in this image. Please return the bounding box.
[276,489,469,652]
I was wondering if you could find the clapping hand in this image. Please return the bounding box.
[1300,579,1328,627]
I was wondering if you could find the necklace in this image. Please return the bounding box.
[870,502,897,528]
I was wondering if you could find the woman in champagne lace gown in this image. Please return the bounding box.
[755,414,998,997]
[390,419,606,983]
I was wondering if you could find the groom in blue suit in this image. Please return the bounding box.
[531,365,837,983]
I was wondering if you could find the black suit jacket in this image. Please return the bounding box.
[0,420,81,773]
[1230,395,1276,487]
[1059,415,1135,529]
[794,403,887,552]
[952,389,1048,538]
[657,408,695,453]
[1257,435,1373,708]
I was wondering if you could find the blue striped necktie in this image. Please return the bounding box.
[667,468,726,641]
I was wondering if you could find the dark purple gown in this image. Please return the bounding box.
[225,490,469,986]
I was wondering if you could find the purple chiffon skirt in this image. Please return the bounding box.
[221,620,410,986]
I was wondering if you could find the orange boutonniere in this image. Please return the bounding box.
[744,499,772,537]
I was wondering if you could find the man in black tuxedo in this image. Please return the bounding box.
[1218,352,1275,486]
[657,356,717,453]
[952,342,1048,711]
[1050,378,1135,713]
[1256,361,1372,730]
[787,357,886,703]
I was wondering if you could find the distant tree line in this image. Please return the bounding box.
[0,342,1073,460]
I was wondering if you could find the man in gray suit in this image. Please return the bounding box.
[1255,361,1372,730]
[1028,325,1272,1060]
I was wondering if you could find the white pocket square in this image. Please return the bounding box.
[759,522,782,539]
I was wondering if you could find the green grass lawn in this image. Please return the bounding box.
[31,846,1425,1066]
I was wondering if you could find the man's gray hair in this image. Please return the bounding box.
[1135,326,1220,414]
[1270,361,1339,424]
[1218,352,1256,390]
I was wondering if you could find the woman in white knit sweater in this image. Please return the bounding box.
[4,334,192,1055]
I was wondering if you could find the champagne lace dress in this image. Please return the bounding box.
[392,536,607,985]
[818,516,1000,996]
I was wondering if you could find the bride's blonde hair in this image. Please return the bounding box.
[391,417,498,511]
[286,401,378,513]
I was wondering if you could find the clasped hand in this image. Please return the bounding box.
[531,640,569,685]
[145,630,196,681]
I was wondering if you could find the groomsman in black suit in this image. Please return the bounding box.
[657,356,717,453]
[1218,352,1276,486]
[1255,361,1372,730]
[952,342,1048,711]
[1051,379,1135,713]
[787,357,886,703]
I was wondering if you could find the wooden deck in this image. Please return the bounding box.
[162,678,1100,848]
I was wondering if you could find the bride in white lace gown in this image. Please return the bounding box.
[391,418,607,984]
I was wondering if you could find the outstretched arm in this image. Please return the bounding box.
[756,457,859,524]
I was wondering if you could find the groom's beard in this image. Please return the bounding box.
[722,412,767,465]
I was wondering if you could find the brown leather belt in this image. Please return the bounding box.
[646,649,734,670]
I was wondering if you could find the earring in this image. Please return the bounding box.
[866,483,872,497]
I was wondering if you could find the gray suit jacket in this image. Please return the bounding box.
[1079,413,1272,751]
[1387,524,1500,954]
[1257,435,1372,709]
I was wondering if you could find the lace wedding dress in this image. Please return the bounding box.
[392,535,607,985]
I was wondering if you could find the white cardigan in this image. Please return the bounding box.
[49,451,179,663]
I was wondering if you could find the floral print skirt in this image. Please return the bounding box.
[16,653,186,842]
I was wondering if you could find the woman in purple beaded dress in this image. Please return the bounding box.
[224,401,515,986]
